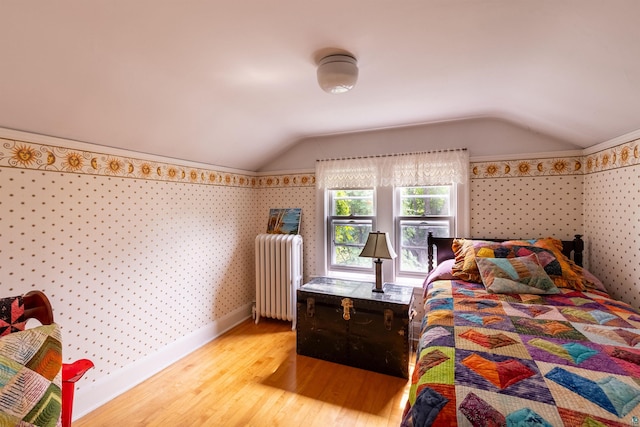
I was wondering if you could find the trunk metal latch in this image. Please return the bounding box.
[306,298,315,318]
[341,298,353,320]
[384,309,393,330]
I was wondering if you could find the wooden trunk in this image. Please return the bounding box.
[296,277,413,379]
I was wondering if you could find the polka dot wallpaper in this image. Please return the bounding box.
[470,155,585,246]
[471,175,583,240]
[584,139,640,307]
[0,166,259,389]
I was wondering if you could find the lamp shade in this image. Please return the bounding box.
[359,232,397,260]
[317,54,358,94]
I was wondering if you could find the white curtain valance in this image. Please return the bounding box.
[315,149,469,189]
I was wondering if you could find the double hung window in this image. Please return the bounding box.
[328,189,375,271]
[396,185,454,276]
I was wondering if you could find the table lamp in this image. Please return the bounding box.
[359,231,397,293]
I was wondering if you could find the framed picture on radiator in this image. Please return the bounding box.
[266,208,302,235]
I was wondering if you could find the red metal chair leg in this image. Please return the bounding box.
[62,359,94,427]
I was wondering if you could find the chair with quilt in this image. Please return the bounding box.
[0,291,94,427]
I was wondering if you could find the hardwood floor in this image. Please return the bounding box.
[74,318,414,427]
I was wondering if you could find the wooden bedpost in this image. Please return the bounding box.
[573,234,584,267]
[427,231,435,273]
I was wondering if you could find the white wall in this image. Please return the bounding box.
[0,129,262,418]
[259,117,580,172]
[257,180,318,284]
[470,156,584,241]
[583,138,640,308]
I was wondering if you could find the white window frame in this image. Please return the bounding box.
[319,182,468,285]
[326,189,376,274]
[395,185,456,279]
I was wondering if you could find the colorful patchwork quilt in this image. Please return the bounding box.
[0,323,62,427]
[402,279,640,426]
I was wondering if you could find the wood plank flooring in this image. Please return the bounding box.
[74,318,414,427]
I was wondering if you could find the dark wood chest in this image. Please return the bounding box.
[296,277,414,378]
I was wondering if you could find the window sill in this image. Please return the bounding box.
[322,271,425,288]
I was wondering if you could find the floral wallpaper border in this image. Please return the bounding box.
[471,138,639,179]
[0,137,315,188]
[471,156,584,179]
[2,136,637,186]
[584,138,640,174]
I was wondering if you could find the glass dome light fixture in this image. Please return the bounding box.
[317,54,358,94]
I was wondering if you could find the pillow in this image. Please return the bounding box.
[575,266,608,292]
[452,238,485,282]
[452,237,586,290]
[425,259,456,285]
[0,323,62,427]
[524,237,585,291]
[0,296,25,337]
[476,254,560,295]
[452,239,529,283]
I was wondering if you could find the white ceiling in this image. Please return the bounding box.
[2,1,640,171]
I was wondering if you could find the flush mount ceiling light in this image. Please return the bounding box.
[317,54,358,94]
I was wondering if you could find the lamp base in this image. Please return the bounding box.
[372,259,384,293]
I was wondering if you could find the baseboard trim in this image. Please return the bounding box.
[72,303,252,420]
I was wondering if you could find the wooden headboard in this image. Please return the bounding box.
[427,233,584,273]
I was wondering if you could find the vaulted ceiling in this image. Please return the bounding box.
[1,1,639,171]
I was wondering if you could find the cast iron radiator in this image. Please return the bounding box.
[254,233,303,330]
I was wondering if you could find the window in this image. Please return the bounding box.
[328,189,375,270]
[316,149,469,283]
[396,186,454,275]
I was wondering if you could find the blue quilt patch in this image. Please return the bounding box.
[546,367,640,417]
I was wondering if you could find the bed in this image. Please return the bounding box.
[402,234,640,427]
